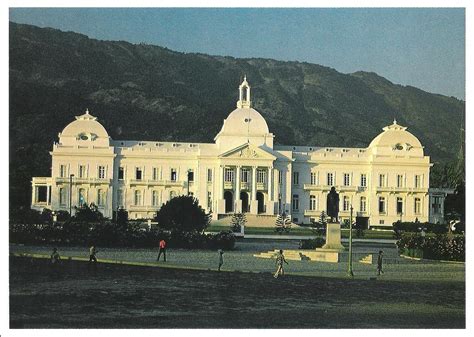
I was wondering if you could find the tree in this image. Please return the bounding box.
[155,195,211,233]
[275,212,292,234]
[230,212,246,232]
[72,203,105,224]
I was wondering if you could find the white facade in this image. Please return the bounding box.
[32,78,436,227]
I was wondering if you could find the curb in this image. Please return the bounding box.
[399,254,465,264]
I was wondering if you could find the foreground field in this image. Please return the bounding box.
[10,256,464,328]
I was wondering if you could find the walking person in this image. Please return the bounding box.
[377,250,384,276]
[157,239,167,262]
[274,249,288,278]
[50,247,61,265]
[217,249,224,271]
[89,245,99,264]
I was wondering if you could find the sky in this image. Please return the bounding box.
[9,7,466,99]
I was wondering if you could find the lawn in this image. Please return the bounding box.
[10,256,465,328]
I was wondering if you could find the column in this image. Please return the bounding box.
[267,167,273,201]
[46,185,50,206]
[250,166,258,214]
[31,185,36,205]
[251,166,257,200]
[219,165,224,199]
[235,166,241,212]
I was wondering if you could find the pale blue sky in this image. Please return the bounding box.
[9,8,465,99]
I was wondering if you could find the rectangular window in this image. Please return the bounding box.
[207,168,213,182]
[360,196,366,212]
[170,169,177,181]
[415,175,422,188]
[278,170,283,184]
[224,168,234,182]
[97,189,105,206]
[134,190,142,206]
[118,167,124,180]
[98,166,106,179]
[378,197,386,214]
[360,174,367,187]
[397,174,404,188]
[152,191,159,206]
[379,174,386,187]
[241,168,249,183]
[292,194,299,211]
[343,196,350,211]
[152,168,158,181]
[414,198,421,214]
[343,173,350,186]
[293,172,299,185]
[59,188,67,206]
[187,170,194,182]
[432,196,441,214]
[79,165,86,178]
[397,197,403,214]
[310,172,318,185]
[136,168,142,180]
[78,188,87,206]
[59,165,67,178]
[207,191,212,210]
[310,195,318,211]
[257,169,266,183]
[327,173,334,186]
[117,189,124,207]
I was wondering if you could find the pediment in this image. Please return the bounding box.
[218,143,276,160]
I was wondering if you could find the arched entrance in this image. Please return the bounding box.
[224,191,233,213]
[240,192,249,213]
[256,192,265,214]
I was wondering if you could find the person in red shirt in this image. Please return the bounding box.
[157,239,167,262]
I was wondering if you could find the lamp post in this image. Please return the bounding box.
[348,204,354,277]
[69,174,74,217]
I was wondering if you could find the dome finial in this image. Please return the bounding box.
[393,118,397,125]
[85,108,90,115]
[237,76,251,108]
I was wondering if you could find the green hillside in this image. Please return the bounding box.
[9,22,465,210]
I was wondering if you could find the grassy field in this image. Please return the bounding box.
[10,256,465,328]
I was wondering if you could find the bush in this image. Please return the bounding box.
[393,221,448,238]
[207,231,236,250]
[396,232,464,261]
[299,237,325,249]
[155,196,211,233]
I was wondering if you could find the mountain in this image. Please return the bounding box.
[9,22,465,210]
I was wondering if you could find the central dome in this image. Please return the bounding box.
[217,107,270,136]
[215,77,274,151]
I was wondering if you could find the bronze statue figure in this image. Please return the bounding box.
[326,186,339,222]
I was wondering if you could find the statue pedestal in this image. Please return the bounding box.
[321,222,345,251]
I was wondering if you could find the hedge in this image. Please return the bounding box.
[9,222,235,250]
[396,232,464,261]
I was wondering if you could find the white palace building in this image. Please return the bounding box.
[31,78,449,227]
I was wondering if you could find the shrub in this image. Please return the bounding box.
[275,213,292,234]
[393,221,448,237]
[299,237,325,249]
[155,196,211,233]
[230,213,246,233]
[207,230,236,250]
[396,232,464,261]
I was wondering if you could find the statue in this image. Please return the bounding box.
[326,186,339,222]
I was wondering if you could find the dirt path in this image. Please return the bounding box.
[10,257,465,328]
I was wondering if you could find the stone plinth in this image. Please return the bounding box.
[321,222,345,251]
